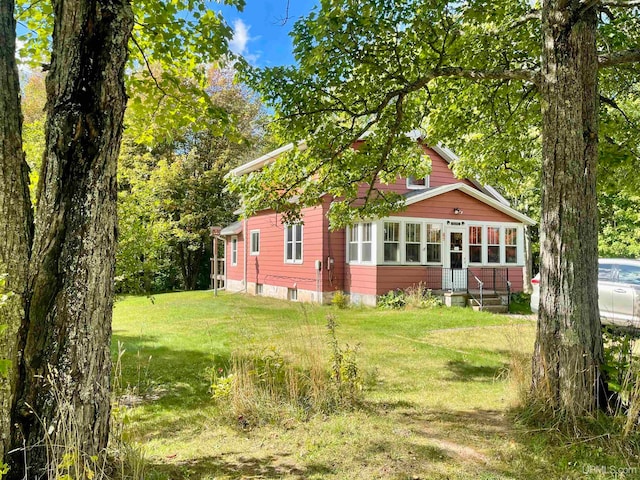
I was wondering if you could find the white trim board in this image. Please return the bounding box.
[404,182,536,226]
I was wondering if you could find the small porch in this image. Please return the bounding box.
[422,267,512,312]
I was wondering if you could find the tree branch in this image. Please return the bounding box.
[600,0,640,6]
[510,10,541,28]
[434,67,539,84]
[600,95,636,126]
[598,49,640,67]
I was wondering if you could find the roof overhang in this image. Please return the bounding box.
[404,182,536,226]
[220,221,243,236]
[228,140,307,177]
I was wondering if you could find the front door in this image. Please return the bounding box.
[444,228,467,291]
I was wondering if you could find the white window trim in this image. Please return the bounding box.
[468,225,483,265]
[250,230,260,256]
[284,224,303,264]
[230,236,238,266]
[406,175,431,190]
[404,221,422,264]
[382,221,401,264]
[374,217,525,267]
[504,226,519,264]
[346,222,375,265]
[425,222,444,265]
[486,226,501,265]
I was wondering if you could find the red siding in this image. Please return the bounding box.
[351,146,478,201]
[373,266,432,295]
[343,266,524,296]
[226,232,244,281]
[423,147,476,189]
[345,265,377,295]
[226,201,347,293]
[397,190,515,222]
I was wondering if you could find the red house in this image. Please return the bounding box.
[217,143,535,307]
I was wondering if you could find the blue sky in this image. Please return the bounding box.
[214,1,319,67]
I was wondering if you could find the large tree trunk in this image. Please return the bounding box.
[11,0,133,476]
[532,1,604,417]
[0,0,33,465]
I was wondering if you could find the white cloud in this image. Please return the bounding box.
[229,19,260,64]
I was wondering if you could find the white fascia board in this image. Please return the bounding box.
[483,185,510,206]
[404,183,536,226]
[228,140,307,177]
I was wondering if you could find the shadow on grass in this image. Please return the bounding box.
[111,332,230,438]
[145,454,334,480]
[445,359,508,382]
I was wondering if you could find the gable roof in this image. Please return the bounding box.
[430,145,510,207]
[404,183,535,225]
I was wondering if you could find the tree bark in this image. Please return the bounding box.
[532,1,604,417]
[0,0,33,465]
[11,0,133,476]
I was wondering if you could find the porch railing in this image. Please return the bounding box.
[424,267,511,296]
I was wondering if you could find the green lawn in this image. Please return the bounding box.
[112,291,632,479]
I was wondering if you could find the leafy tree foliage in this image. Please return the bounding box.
[117,69,271,293]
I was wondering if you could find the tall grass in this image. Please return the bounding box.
[211,315,364,427]
[508,326,640,459]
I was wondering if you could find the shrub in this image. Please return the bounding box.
[377,289,406,309]
[331,290,349,309]
[378,284,442,309]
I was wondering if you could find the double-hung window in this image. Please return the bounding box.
[361,223,372,262]
[469,226,482,263]
[285,224,303,263]
[405,223,421,263]
[349,225,359,262]
[426,224,442,263]
[487,227,500,264]
[230,237,238,266]
[505,227,518,264]
[383,222,400,262]
[348,223,373,264]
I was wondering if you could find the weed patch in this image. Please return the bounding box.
[211,315,364,427]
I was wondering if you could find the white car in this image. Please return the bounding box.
[530,258,640,329]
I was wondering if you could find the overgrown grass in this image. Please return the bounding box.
[112,291,639,479]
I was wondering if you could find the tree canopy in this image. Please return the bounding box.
[233,0,639,228]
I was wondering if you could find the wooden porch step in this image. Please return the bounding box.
[467,296,503,307]
[471,304,508,314]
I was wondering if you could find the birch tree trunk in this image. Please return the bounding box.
[0,0,32,464]
[12,0,133,475]
[532,0,605,417]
